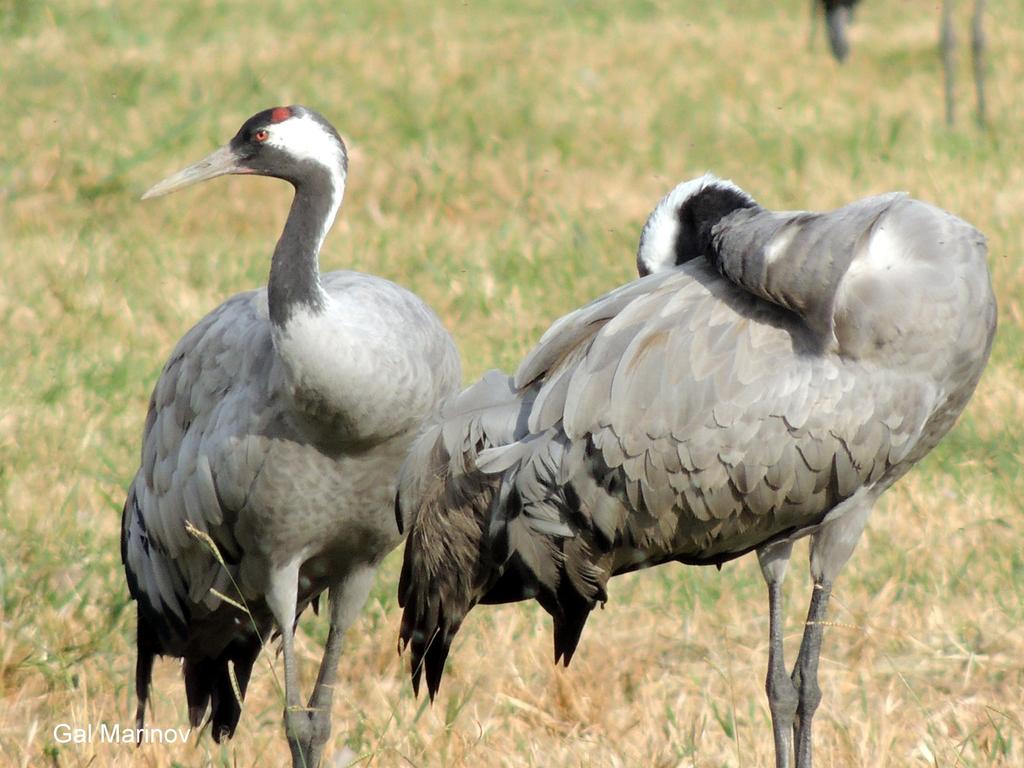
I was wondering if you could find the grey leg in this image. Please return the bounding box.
[941,0,957,125]
[281,616,316,768]
[791,579,833,768]
[971,0,987,126]
[292,568,377,768]
[766,580,798,768]
[263,559,315,768]
[292,620,340,768]
[794,497,871,768]
[758,542,796,768]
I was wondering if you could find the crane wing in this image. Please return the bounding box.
[508,255,944,569]
[121,288,280,645]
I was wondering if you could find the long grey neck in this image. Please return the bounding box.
[268,172,339,329]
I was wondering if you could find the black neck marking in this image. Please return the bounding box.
[268,161,337,328]
[675,183,758,269]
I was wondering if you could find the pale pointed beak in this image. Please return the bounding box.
[141,145,249,200]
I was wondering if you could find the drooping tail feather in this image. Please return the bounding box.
[133,613,159,736]
[182,637,261,741]
[398,371,617,697]
[397,411,500,698]
[397,371,537,697]
[132,615,260,743]
[125,482,262,743]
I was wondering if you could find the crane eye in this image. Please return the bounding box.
[254,129,269,142]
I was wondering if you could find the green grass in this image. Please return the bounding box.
[3,0,1023,765]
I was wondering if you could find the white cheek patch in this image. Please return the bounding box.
[662,175,713,210]
[638,173,751,276]
[637,214,680,275]
[266,114,346,173]
[266,113,348,250]
[637,176,709,276]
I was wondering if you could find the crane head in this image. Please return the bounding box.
[636,174,755,277]
[142,105,348,200]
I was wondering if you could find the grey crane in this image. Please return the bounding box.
[396,174,996,768]
[121,105,460,768]
[812,0,988,126]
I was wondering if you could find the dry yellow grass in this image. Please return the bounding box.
[2,1,1022,766]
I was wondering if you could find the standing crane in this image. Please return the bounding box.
[121,105,460,768]
[813,0,988,126]
[397,174,996,768]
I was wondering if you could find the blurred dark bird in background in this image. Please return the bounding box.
[811,0,988,126]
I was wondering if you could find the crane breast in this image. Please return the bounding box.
[273,272,460,444]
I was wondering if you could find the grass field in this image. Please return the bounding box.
[2,0,1023,765]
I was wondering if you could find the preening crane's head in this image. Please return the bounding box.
[635,174,756,277]
[142,105,348,200]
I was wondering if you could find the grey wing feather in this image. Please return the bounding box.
[517,276,668,390]
[510,214,984,561]
[122,289,274,642]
